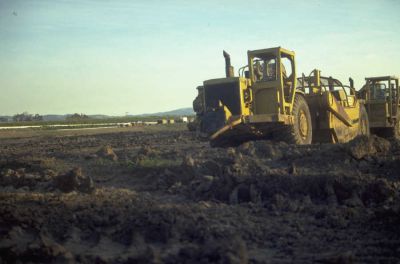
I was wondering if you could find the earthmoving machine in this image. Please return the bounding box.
[357,76,400,138]
[193,47,369,147]
[187,86,205,132]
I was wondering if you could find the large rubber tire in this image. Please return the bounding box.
[372,115,399,139]
[393,119,400,139]
[358,105,370,136]
[278,94,312,144]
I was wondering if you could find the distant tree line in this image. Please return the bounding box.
[13,112,43,122]
[66,113,90,121]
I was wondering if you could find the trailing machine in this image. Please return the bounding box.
[357,76,400,138]
[193,47,369,147]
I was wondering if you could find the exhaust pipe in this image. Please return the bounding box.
[349,77,354,89]
[223,50,234,77]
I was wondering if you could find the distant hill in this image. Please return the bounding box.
[0,108,194,122]
[135,107,194,117]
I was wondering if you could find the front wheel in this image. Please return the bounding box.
[392,116,400,139]
[276,94,312,144]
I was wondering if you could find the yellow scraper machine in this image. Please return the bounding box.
[196,47,369,147]
[357,76,400,138]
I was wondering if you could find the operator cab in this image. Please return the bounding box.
[370,82,386,100]
[364,77,399,102]
[247,47,296,107]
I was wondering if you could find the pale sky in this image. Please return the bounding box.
[0,0,399,115]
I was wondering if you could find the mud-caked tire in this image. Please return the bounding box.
[374,115,399,139]
[278,94,312,144]
[358,105,370,136]
[392,114,400,140]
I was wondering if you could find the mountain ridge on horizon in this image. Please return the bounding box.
[0,107,194,121]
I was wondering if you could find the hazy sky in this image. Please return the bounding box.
[0,0,399,115]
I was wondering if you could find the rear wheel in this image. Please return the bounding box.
[392,117,400,139]
[277,94,312,144]
[358,105,370,136]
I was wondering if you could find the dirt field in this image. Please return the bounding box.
[1,124,400,263]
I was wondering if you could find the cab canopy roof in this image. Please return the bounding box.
[365,76,399,81]
[247,47,295,58]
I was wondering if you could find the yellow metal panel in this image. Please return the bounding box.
[254,89,278,115]
[248,113,291,124]
[251,81,280,115]
[239,78,251,116]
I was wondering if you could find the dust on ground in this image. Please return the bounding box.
[1,124,400,263]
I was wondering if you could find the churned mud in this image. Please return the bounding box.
[1,125,400,263]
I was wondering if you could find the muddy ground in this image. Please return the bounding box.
[1,124,400,263]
